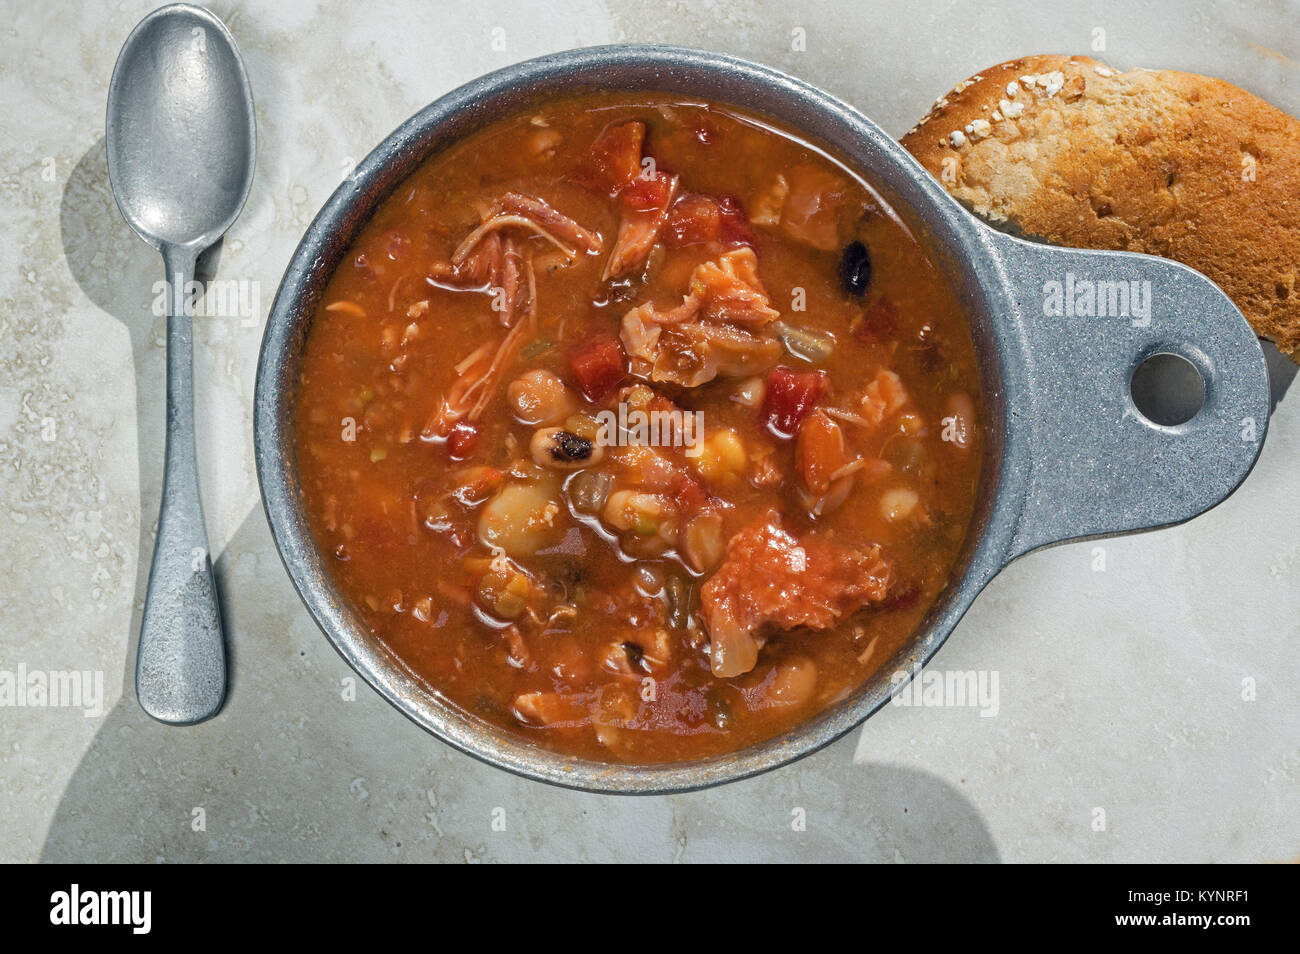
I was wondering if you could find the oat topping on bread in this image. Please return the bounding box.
[901,54,1300,360]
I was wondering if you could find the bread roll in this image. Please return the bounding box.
[900,54,1300,360]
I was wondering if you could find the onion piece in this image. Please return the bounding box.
[774,320,836,364]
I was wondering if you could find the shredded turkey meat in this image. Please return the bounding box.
[429,192,602,289]
[688,247,781,327]
[620,247,783,387]
[486,192,603,256]
[700,510,893,677]
[423,237,540,439]
[603,174,679,280]
[423,193,601,438]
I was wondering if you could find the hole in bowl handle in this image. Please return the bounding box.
[987,232,1271,561]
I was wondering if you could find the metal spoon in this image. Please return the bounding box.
[107,3,255,724]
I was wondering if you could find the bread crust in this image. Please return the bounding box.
[900,54,1300,359]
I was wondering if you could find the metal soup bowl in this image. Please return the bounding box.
[255,45,1270,793]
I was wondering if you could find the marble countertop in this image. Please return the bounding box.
[2,0,1297,862]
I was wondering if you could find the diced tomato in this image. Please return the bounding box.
[451,466,503,506]
[853,296,900,342]
[446,420,479,460]
[586,121,646,193]
[664,194,754,248]
[666,194,722,246]
[715,195,756,248]
[648,392,676,413]
[762,366,828,439]
[672,470,711,513]
[569,335,626,402]
[620,170,675,212]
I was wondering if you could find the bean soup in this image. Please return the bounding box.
[294,94,983,763]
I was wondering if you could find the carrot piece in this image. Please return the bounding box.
[796,409,849,495]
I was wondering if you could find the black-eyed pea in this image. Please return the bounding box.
[530,426,605,470]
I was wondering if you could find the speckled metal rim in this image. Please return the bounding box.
[255,45,1270,793]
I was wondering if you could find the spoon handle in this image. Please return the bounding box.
[137,245,227,724]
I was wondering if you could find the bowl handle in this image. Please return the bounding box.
[986,230,1271,561]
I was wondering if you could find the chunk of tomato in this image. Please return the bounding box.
[569,335,626,403]
[446,420,479,460]
[672,470,711,513]
[853,296,900,342]
[666,194,722,246]
[761,366,828,439]
[715,195,756,248]
[586,121,645,194]
[620,170,675,212]
[664,194,754,248]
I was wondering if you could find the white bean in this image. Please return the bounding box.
[731,376,766,408]
[942,391,976,450]
[604,490,679,546]
[479,480,562,556]
[508,370,576,426]
[879,486,919,522]
[765,657,818,708]
[683,511,726,573]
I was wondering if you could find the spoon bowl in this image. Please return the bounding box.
[107,4,255,252]
[106,3,256,725]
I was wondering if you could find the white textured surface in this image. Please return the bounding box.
[1,0,1296,862]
